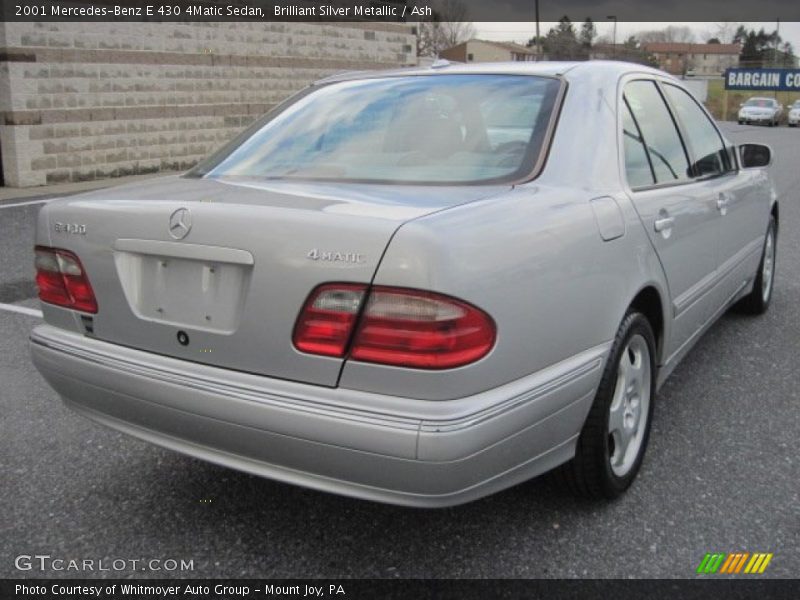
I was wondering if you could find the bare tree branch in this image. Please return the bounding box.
[638,25,696,44]
[416,0,475,57]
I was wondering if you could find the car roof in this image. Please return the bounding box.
[314,60,674,86]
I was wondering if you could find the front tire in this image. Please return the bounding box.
[559,311,656,499]
[736,215,776,315]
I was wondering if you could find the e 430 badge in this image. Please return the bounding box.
[54,222,87,235]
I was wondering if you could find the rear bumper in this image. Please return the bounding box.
[30,324,607,507]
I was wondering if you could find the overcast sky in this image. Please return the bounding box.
[474,22,800,54]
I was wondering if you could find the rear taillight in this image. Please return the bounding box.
[34,246,98,313]
[292,283,368,357]
[293,284,495,369]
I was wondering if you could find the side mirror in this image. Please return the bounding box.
[739,143,772,169]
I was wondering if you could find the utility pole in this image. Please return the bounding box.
[775,17,780,100]
[535,0,541,60]
[607,16,617,58]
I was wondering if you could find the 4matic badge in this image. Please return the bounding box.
[306,248,365,264]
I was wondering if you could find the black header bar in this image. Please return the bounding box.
[1,0,800,23]
[3,578,800,600]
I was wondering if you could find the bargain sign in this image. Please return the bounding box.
[725,68,800,91]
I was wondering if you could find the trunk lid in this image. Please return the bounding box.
[40,175,507,386]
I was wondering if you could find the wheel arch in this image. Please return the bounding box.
[771,201,779,234]
[629,285,666,366]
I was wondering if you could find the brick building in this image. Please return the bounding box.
[643,42,740,76]
[440,39,539,63]
[0,22,416,187]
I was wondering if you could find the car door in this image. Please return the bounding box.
[621,79,720,357]
[660,82,769,312]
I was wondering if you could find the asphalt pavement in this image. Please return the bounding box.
[1,123,798,579]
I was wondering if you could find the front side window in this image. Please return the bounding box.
[624,80,691,184]
[662,83,730,177]
[190,74,561,185]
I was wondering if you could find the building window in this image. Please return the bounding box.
[467,53,474,61]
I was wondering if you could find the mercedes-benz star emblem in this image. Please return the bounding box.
[168,208,192,240]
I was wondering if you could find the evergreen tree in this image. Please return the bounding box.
[543,16,582,60]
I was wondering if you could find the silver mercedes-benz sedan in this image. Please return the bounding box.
[30,61,778,507]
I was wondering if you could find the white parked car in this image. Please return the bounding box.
[788,100,800,127]
[738,97,783,126]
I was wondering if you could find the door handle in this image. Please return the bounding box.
[654,216,675,232]
[716,193,730,215]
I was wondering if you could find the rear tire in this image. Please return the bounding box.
[736,216,776,315]
[558,311,656,499]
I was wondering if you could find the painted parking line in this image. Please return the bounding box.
[0,303,43,318]
[0,199,51,209]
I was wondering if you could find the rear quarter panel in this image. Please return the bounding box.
[340,184,668,400]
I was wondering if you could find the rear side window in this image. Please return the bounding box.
[622,100,655,188]
[662,84,730,177]
[624,80,691,185]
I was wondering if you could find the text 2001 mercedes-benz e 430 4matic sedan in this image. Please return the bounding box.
[31,62,778,507]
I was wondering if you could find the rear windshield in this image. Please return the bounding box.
[744,99,774,107]
[189,74,562,185]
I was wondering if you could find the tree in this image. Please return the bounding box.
[416,0,476,57]
[711,22,740,44]
[623,35,639,49]
[707,37,721,44]
[780,42,798,67]
[579,18,596,49]
[737,27,790,67]
[526,35,546,49]
[543,16,582,60]
[733,25,748,45]
[638,25,696,44]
